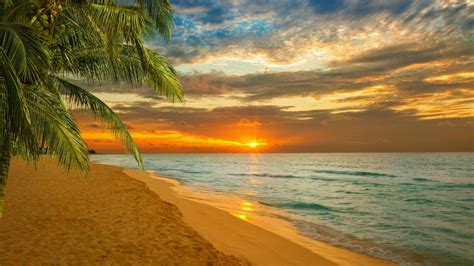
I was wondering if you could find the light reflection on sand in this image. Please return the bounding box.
[143,171,396,266]
[157,173,294,230]
[236,201,255,220]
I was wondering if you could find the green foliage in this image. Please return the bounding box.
[24,84,89,173]
[56,77,142,169]
[0,0,183,175]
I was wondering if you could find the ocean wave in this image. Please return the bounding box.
[314,169,396,178]
[403,198,434,204]
[260,201,332,211]
[459,198,474,202]
[229,173,301,179]
[399,181,473,190]
[291,219,420,265]
[412,177,437,182]
[309,176,339,182]
[435,183,474,189]
[338,190,363,195]
[156,167,212,175]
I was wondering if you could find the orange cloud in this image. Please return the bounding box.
[425,72,474,84]
[235,119,262,127]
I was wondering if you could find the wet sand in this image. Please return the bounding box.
[126,168,393,266]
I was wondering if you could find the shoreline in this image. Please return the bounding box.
[124,167,393,265]
[0,158,392,265]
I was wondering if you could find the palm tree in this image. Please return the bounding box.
[0,0,183,217]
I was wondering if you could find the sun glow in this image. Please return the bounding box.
[248,141,259,148]
[245,140,268,149]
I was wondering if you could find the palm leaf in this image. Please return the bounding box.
[89,4,147,43]
[59,44,182,101]
[0,22,50,84]
[136,0,175,40]
[132,39,183,101]
[24,85,89,174]
[0,23,26,74]
[0,49,31,137]
[55,77,144,169]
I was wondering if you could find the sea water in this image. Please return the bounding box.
[92,153,474,265]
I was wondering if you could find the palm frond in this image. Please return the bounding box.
[0,48,31,136]
[0,48,38,161]
[24,85,89,174]
[89,4,147,42]
[1,0,182,174]
[55,77,143,169]
[0,24,26,74]
[136,0,174,40]
[60,44,182,102]
[132,39,183,101]
[0,22,50,84]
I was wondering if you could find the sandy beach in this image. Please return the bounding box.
[0,158,391,265]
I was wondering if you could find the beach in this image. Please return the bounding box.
[0,158,391,265]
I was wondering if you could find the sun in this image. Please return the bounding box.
[244,140,268,149]
[248,141,259,148]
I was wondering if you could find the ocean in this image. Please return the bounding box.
[92,153,473,265]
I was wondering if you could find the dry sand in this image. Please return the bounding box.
[0,158,392,265]
[0,158,244,265]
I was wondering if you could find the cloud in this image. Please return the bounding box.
[234,119,262,127]
[73,0,474,152]
[171,40,472,101]
[154,0,473,71]
[76,101,474,152]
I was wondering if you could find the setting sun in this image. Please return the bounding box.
[246,140,268,148]
[248,141,259,148]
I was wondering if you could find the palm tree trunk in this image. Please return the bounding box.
[0,133,12,218]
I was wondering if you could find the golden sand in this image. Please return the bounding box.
[0,158,392,265]
[0,158,244,264]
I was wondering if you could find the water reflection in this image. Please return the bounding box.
[247,153,259,175]
[247,178,263,185]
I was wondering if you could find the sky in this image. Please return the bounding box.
[76,0,474,153]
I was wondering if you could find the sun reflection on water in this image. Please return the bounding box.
[248,153,259,175]
[247,178,263,185]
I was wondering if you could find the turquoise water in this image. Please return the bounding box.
[93,153,474,265]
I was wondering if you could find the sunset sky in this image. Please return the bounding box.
[76,0,474,153]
